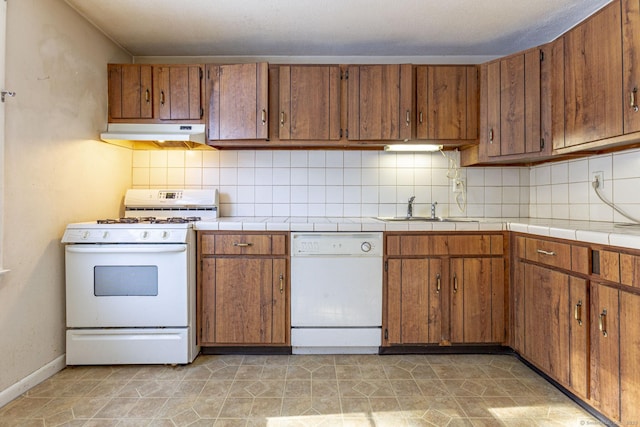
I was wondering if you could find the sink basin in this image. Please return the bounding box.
[375,216,478,222]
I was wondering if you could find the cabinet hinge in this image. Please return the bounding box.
[540,138,545,149]
[339,129,343,138]
[200,107,204,119]
[384,261,388,272]
[384,329,388,340]
[345,129,349,139]
[345,70,349,80]
[540,50,544,62]
[200,259,203,270]
[199,67,203,80]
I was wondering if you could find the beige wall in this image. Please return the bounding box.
[0,0,132,395]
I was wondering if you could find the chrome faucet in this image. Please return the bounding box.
[407,196,415,218]
[431,201,438,219]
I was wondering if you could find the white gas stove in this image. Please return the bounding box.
[61,189,218,365]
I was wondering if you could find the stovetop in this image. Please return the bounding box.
[97,216,202,224]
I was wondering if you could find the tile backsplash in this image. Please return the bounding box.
[529,147,640,223]
[132,150,530,218]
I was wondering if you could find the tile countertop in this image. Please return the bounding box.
[195,217,640,249]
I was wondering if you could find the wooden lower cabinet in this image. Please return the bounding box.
[198,232,289,346]
[386,258,442,344]
[523,263,571,385]
[620,290,640,425]
[384,233,506,346]
[450,257,504,343]
[590,283,620,422]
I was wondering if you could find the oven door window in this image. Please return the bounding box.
[94,266,158,296]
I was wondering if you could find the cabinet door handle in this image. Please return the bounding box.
[419,111,424,124]
[233,242,253,248]
[160,90,165,106]
[574,300,583,326]
[405,110,410,126]
[489,128,494,142]
[280,112,285,127]
[536,249,556,256]
[261,109,267,125]
[599,309,608,337]
[631,87,638,112]
[145,89,150,103]
[453,274,458,293]
[436,273,441,294]
[279,273,284,294]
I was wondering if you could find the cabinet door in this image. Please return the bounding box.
[500,53,526,156]
[207,63,268,140]
[564,2,623,147]
[523,264,570,385]
[623,0,640,133]
[450,258,494,343]
[108,64,152,120]
[512,258,525,353]
[568,277,589,400]
[279,65,340,140]
[347,64,412,140]
[386,258,442,344]
[485,61,501,157]
[202,258,278,344]
[590,283,620,422]
[620,290,640,425]
[416,66,476,140]
[155,65,203,121]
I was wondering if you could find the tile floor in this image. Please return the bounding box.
[0,354,602,426]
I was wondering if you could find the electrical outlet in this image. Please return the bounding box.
[592,171,604,188]
[452,178,465,193]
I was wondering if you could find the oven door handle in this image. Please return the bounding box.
[65,245,186,254]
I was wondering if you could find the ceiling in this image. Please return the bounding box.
[64,0,610,60]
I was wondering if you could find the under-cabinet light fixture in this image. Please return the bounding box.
[384,144,443,152]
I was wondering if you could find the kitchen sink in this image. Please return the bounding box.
[375,216,478,222]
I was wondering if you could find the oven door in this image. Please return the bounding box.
[65,244,188,328]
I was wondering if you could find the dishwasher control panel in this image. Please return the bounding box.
[291,232,383,256]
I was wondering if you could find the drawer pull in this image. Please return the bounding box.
[536,249,556,256]
[599,309,608,337]
[279,273,284,294]
[436,273,441,294]
[453,274,458,293]
[233,242,253,248]
[574,300,583,326]
[261,109,267,125]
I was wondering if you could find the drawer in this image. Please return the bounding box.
[525,238,571,269]
[621,253,640,289]
[386,234,502,256]
[200,233,287,255]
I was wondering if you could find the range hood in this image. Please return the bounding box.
[100,123,211,150]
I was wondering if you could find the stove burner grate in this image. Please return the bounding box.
[96,216,201,224]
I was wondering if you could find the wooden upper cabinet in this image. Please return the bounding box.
[623,0,640,134]
[154,65,203,121]
[416,66,478,140]
[279,65,340,140]
[206,63,269,140]
[347,64,412,141]
[563,1,623,148]
[108,64,153,120]
[483,47,542,158]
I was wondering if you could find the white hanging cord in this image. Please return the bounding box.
[592,177,640,224]
[440,149,467,213]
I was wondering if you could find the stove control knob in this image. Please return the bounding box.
[141,231,149,240]
[361,241,372,252]
[82,231,90,240]
[102,231,109,240]
[162,231,170,240]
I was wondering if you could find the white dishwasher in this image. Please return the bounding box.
[290,232,383,354]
